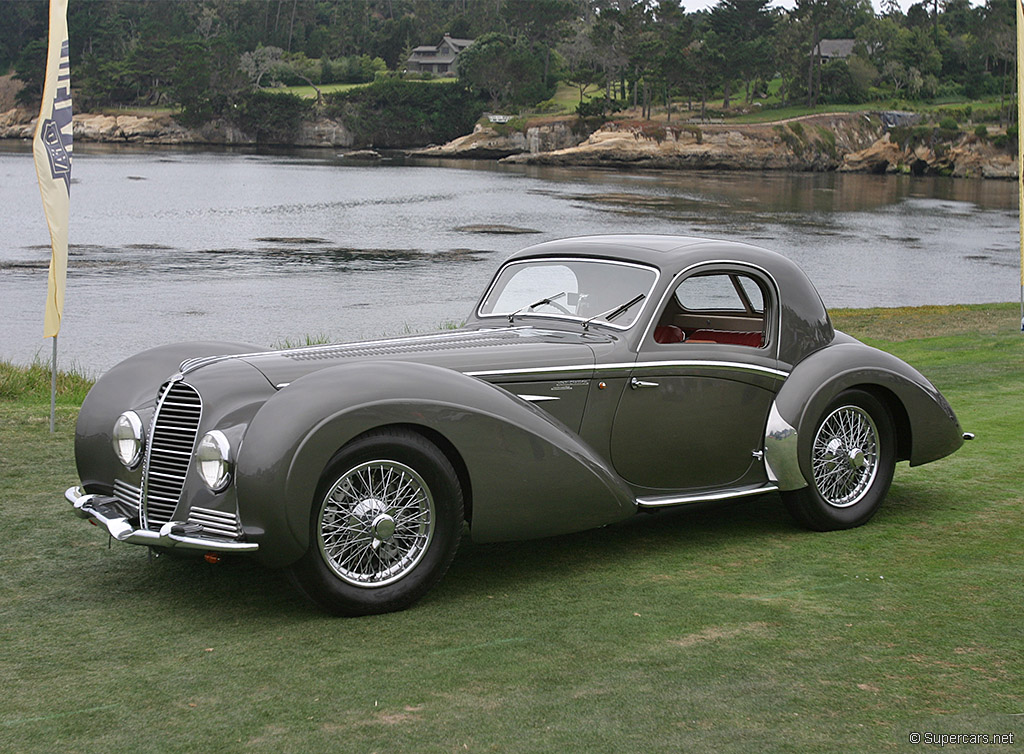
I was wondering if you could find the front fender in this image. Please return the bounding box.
[235,360,636,569]
[766,342,963,490]
[75,341,261,493]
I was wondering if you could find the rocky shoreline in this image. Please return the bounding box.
[1,106,1014,178]
[0,107,356,148]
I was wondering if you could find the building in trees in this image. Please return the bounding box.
[404,36,474,75]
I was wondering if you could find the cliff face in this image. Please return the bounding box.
[412,120,583,159]
[839,132,1015,179]
[428,112,1017,180]
[502,117,867,171]
[0,107,355,148]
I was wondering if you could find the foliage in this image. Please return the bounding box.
[233,90,313,144]
[323,78,484,148]
[3,0,1019,131]
[457,32,553,110]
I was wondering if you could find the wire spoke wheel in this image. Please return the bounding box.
[781,389,895,532]
[811,404,879,508]
[288,429,463,616]
[318,460,435,587]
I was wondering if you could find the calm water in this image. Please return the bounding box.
[1,143,1018,374]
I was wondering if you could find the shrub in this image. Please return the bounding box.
[234,90,313,144]
[974,124,988,140]
[937,116,958,131]
[324,78,485,148]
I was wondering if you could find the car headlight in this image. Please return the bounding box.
[196,430,232,491]
[112,411,144,469]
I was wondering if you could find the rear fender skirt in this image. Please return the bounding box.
[235,360,636,568]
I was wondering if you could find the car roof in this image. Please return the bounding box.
[503,235,836,363]
[507,234,786,269]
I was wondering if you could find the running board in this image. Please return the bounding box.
[636,483,779,509]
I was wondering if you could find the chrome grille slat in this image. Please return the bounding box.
[113,480,142,513]
[187,506,242,539]
[142,381,202,531]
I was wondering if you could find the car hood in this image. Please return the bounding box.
[181,327,609,388]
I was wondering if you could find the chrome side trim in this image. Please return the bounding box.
[467,360,789,380]
[516,394,561,403]
[65,487,257,553]
[636,482,779,508]
[763,402,807,491]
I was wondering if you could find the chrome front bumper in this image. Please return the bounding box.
[65,486,259,553]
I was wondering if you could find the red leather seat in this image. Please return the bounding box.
[688,329,762,347]
[654,325,685,344]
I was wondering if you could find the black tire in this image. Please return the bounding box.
[287,428,463,616]
[782,389,896,532]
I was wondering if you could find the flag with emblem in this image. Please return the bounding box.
[33,0,72,339]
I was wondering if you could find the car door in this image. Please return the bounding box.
[609,265,784,492]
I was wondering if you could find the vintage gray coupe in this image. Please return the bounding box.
[65,235,967,615]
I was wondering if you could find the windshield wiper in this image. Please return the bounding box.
[582,293,645,330]
[508,291,566,324]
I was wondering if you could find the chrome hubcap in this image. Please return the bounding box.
[318,460,434,587]
[811,405,879,508]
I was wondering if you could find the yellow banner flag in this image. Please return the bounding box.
[33,0,72,339]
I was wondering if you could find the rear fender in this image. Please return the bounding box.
[235,360,636,568]
[767,342,963,491]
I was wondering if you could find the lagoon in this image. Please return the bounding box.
[0,143,1017,374]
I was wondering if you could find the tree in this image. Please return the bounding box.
[709,0,776,107]
[456,32,548,110]
[239,45,284,89]
[502,0,576,85]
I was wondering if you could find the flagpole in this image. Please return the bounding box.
[51,335,57,433]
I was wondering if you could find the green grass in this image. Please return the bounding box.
[270,78,458,100]
[1,304,1022,752]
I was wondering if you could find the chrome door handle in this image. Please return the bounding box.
[630,377,659,390]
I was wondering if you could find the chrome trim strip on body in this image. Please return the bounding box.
[65,487,258,553]
[636,482,779,508]
[763,402,807,491]
[517,394,561,403]
[467,360,790,380]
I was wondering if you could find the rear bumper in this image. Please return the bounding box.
[65,486,259,553]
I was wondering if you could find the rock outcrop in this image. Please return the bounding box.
[0,107,355,148]
[413,119,583,159]
[840,132,1016,178]
[501,114,881,172]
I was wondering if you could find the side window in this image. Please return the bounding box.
[653,270,770,348]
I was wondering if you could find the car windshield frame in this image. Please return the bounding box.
[476,257,660,330]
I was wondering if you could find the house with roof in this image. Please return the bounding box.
[405,35,474,75]
[814,39,856,62]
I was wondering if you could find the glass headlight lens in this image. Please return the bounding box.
[112,411,144,469]
[196,430,232,491]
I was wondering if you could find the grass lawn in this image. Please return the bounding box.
[1,304,1021,752]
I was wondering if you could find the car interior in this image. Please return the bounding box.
[653,270,768,347]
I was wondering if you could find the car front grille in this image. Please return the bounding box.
[142,381,202,531]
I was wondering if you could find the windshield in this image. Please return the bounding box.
[478,258,658,329]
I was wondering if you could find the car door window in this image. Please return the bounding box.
[653,269,770,347]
